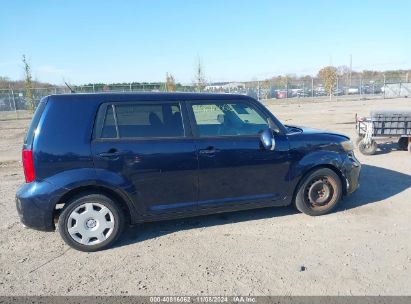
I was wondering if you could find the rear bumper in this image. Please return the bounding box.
[15,180,63,231]
[341,152,361,194]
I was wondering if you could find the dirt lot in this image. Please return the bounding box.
[0,97,410,296]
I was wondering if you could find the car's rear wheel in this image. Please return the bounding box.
[58,194,125,252]
[295,168,342,216]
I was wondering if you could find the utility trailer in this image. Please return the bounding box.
[355,110,411,155]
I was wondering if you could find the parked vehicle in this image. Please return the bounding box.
[333,88,344,96]
[314,87,327,96]
[297,90,310,98]
[275,90,287,99]
[0,98,7,110]
[356,111,411,155]
[16,93,361,251]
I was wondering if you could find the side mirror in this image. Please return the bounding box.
[260,129,276,150]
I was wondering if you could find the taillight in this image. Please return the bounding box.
[22,149,35,183]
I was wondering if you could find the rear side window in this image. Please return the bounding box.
[101,106,117,138]
[96,102,185,139]
[24,100,47,146]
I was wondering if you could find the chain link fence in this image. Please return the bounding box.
[0,87,71,119]
[1,75,409,120]
[204,75,409,100]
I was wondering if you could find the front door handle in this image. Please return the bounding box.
[199,146,219,156]
[98,148,122,159]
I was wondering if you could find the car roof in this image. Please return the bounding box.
[47,92,252,102]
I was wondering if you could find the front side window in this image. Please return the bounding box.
[99,102,184,138]
[191,101,268,137]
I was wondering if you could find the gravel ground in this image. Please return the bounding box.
[0,97,410,296]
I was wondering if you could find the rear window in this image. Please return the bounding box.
[24,100,47,146]
[96,102,185,139]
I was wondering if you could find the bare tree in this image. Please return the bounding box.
[194,58,206,92]
[0,76,11,89]
[165,73,176,92]
[22,55,35,112]
[337,65,350,77]
[318,66,337,99]
[260,79,271,99]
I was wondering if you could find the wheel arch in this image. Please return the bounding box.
[54,185,133,226]
[291,164,347,206]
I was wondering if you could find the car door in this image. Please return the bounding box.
[187,98,290,210]
[91,100,199,216]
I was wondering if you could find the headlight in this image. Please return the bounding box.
[341,140,354,151]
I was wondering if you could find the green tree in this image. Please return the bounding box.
[22,55,35,112]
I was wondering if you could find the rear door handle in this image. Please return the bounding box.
[98,152,118,158]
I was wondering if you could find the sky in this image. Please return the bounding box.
[1,0,410,85]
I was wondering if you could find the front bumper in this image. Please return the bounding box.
[16,180,63,231]
[341,152,361,194]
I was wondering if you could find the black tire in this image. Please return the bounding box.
[358,139,377,155]
[295,168,342,216]
[58,194,125,252]
[398,137,408,151]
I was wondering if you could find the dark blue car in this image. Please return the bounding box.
[16,93,360,251]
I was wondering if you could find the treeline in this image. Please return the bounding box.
[1,68,410,90]
[0,76,55,90]
[76,82,192,92]
[246,68,411,89]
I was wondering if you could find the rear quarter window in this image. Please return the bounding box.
[24,99,47,147]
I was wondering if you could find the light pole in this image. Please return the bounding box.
[349,54,352,87]
[311,77,314,100]
[336,77,339,101]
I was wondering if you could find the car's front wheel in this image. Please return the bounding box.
[295,168,342,216]
[58,193,125,252]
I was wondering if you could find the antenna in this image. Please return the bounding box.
[64,81,75,93]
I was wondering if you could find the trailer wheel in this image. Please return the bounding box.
[398,137,408,151]
[359,139,377,155]
[355,135,364,147]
